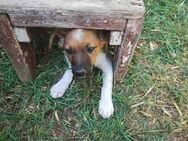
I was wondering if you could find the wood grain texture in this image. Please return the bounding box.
[114,18,144,80]
[0,15,35,82]
[0,0,145,30]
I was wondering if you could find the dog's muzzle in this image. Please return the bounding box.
[71,52,92,77]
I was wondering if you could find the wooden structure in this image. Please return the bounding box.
[0,0,145,82]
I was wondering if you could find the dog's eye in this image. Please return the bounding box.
[87,46,95,53]
[65,48,72,54]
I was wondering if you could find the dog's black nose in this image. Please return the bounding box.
[73,69,87,77]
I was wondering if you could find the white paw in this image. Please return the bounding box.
[98,99,114,119]
[50,84,66,98]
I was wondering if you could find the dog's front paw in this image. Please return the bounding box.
[50,84,66,98]
[98,99,114,119]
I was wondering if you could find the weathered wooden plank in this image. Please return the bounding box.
[9,12,126,30]
[0,0,145,30]
[0,15,35,82]
[110,31,123,45]
[14,27,31,42]
[114,18,144,80]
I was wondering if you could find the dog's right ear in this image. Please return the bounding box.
[96,30,110,54]
[48,29,68,52]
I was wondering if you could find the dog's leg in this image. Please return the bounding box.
[50,54,73,98]
[50,69,73,98]
[95,52,114,119]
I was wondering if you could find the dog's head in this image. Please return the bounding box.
[49,29,108,77]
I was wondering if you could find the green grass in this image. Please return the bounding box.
[0,0,188,140]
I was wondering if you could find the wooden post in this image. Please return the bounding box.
[0,15,35,82]
[114,18,143,80]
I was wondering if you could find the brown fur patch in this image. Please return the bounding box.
[61,29,106,66]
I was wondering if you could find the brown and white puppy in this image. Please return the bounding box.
[49,29,114,119]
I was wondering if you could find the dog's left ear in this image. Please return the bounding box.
[96,31,109,48]
[48,29,68,52]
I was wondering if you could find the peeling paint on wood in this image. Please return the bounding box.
[121,56,129,66]
[114,19,144,80]
[0,15,35,82]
